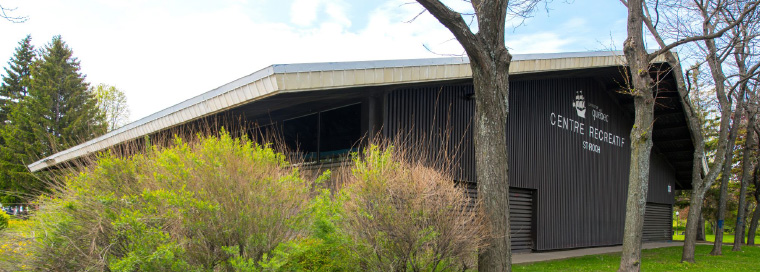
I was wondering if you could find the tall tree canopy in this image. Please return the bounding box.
[0,35,104,204]
[0,35,34,124]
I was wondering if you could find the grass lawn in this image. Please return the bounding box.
[513,245,760,271]
[672,233,760,244]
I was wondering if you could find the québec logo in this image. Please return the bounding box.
[573,90,586,118]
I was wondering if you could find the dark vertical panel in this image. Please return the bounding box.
[383,84,475,182]
[648,153,677,204]
[384,77,677,251]
[643,203,673,241]
[503,77,635,250]
[510,188,535,252]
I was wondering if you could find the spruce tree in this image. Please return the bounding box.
[0,35,35,204]
[0,36,105,203]
[0,35,34,124]
[22,35,104,153]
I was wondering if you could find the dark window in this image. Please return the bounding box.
[320,104,362,158]
[283,113,319,159]
[281,103,362,161]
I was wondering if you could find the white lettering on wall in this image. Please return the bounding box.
[547,91,626,155]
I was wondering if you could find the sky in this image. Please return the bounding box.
[0,0,630,121]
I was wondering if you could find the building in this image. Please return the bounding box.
[29,51,693,252]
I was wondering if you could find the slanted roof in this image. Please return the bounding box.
[28,51,673,173]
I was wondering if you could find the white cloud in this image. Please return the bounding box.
[290,0,321,26]
[0,0,617,121]
[324,1,351,28]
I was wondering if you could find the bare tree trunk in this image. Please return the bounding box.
[749,168,760,245]
[711,112,742,255]
[414,1,512,270]
[733,113,757,251]
[697,216,706,241]
[619,2,656,271]
[680,4,749,258]
[742,204,751,244]
[683,190,707,261]
[472,60,512,272]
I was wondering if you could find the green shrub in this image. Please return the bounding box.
[338,145,486,272]
[0,212,8,230]
[258,186,361,271]
[3,130,314,271]
[250,144,486,272]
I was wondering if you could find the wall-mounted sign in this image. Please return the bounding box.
[548,90,626,155]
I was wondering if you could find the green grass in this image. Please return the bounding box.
[672,234,760,244]
[513,245,760,271]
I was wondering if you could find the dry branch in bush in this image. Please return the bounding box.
[338,140,487,272]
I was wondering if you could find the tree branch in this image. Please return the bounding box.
[0,4,27,23]
[416,0,481,58]
[648,0,760,61]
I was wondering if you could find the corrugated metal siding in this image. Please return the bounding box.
[643,203,673,241]
[460,183,536,252]
[648,153,677,204]
[507,78,633,250]
[383,84,475,181]
[384,77,677,251]
[510,188,536,252]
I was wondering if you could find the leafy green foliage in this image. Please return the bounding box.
[1,131,314,271]
[0,212,8,230]
[0,135,485,271]
[92,83,130,131]
[258,185,361,271]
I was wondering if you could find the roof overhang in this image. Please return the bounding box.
[29,51,669,172]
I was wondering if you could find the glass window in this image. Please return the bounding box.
[319,104,362,159]
[283,113,319,159]
[281,103,362,161]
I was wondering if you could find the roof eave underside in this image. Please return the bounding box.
[28,52,668,172]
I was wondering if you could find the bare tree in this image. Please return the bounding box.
[712,106,743,255]
[647,0,760,261]
[412,0,540,270]
[730,15,760,250]
[618,0,759,268]
[658,0,760,257]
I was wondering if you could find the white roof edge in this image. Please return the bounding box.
[29,50,665,172]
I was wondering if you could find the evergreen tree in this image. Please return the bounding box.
[0,35,34,124]
[22,35,104,153]
[0,36,104,203]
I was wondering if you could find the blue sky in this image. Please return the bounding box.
[0,0,630,120]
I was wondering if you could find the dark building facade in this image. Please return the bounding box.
[31,52,692,252]
[384,75,679,251]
